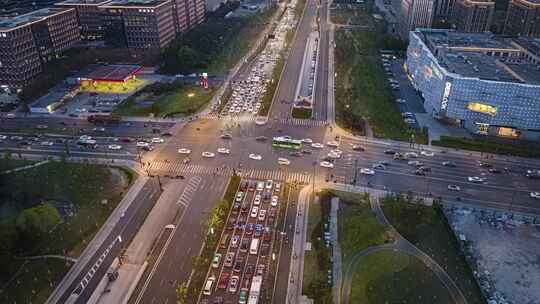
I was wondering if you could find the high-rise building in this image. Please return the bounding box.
[55,0,113,40]
[394,0,436,38]
[100,0,176,49]
[452,0,495,32]
[173,0,205,33]
[0,7,81,88]
[434,0,455,20]
[503,0,540,37]
[0,0,59,16]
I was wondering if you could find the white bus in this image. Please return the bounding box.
[249,238,260,255]
[248,276,263,304]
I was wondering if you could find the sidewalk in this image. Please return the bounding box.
[0,159,49,174]
[330,197,342,304]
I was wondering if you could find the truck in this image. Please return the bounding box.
[248,275,263,304]
[87,114,121,124]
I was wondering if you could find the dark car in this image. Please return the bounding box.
[384,149,396,155]
[255,136,267,142]
[220,133,232,139]
[162,132,173,137]
[233,259,243,273]
[301,149,312,154]
[244,264,254,279]
[489,168,501,173]
[442,161,456,167]
[240,239,250,252]
[248,181,257,192]
[418,166,431,172]
[289,151,302,157]
[478,162,492,168]
[414,170,425,176]
[240,181,249,191]
[352,145,365,151]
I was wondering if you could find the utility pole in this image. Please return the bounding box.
[353,158,358,185]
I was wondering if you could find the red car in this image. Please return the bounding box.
[217,273,230,289]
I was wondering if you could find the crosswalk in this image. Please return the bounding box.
[176,176,202,207]
[198,114,328,128]
[276,118,327,127]
[147,161,312,184]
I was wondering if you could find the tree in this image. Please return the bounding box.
[0,222,19,277]
[16,202,62,248]
[176,282,189,304]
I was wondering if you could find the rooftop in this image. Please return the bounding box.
[82,64,142,81]
[0,7,72,31]
[440,52,517,82]
[101,0,170,7]
[422,30,513,51]
[55,0,113,6]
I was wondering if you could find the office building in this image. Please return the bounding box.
[406,29,540,140]
[394,0,436,38]
[451,0,494,32]
[434,0,455,20]
[100,0,176,49]
[0,0,59,17]
[0,7,81,88]
[56,0,113,40]
[503,0,540,37]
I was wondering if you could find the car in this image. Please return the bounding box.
[239,290,248,304]
[418,166,431,172]
[151,137,164,143]
[202,151,215,158]
[240,239,250,252]
[231,235,240,248]
[35,124,48,130]
[289,151,302,157]
[271,195,278,206]
[301,138,313,143]
[108,144,122,150]
[327,152,341,159]
[275,183,281,192]
[254,194,261,205]
[396,98,406,103]
[212,253,222,268]
[448,185,461,191]
[249,153,262,160]
[352,145,365,151]
[93,127,105,132]
[218,273,230,289]
[224,252,235,267]
[136,141,149,147]
[407,160,423,167]
[320,161,334,168]
[301,149,312,154]
[478,162,492,168]
[256,181,264,191]
[250,206,259,218]
[221,133,232,139]
[360,168,375,175]
[236,192,244,202]
[402,112,414,118]
[326,141,339,147]
[468,176,485,183]
[233,259,243,273]
[6,113,15,118]
[258,209,266,221]
[372,163,386,170]
[278,157,290,165]
[178,148,191,154]
[261,243,270,256]
[414,169,425,176]
[384,149,396,155]
[255,136,267,142]
[256,264,265,275]
[530,192,540,199]
[244,264,254,279]
[217,147,231,154]
[488,168,501,173]
[162,132,173,137]
[420,150,434,157]
[442,161,456,167]
[229,276,239,293]
[265,179,273,190]
[40,141,54,146]
[311,143,324,149]
[404,152,418,158]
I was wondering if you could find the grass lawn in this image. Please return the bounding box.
[302,191,332,304]
[0,162,134,303]
[349,250,453,304]
[291,107,312,119]
[432,135,540,158]
[0,159,35,172]
[334,26,426,143]
[336,192,392,265]
[330,9,375,27]
[381,196,485,304]
[114,85,216,118]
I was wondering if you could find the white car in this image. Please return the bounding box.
[320,161,334,168]
[178,148,191,154]
[250,206,259,218]
[407,160,423,167]
[530,192,540,199]
[229,276,239,293]
[360,168,375,175]
[108,144,122,150]
[136,141,149,147]
[249,153,262,160]
[404,152,418,158]
[202,151,215,158]
[420,150,435,157]
[468,176,485,183]
[278,157,290,165]
[151,137,164,143]
[396,98,406,104]
[258,209,267,221]
[448,185,461,191]
[326,141,339,147]
[311,143,324,149]
[271,195,278,207]
[0,135,6,140]
[217,147,231,154]
[93,127,105,132]
[40,141,54,146]
[301,138,313,143]
[327,152,341,159]
[330,149,343,155]
[254,194,261,205]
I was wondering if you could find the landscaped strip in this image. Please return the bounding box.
[432,136,540,158]
[259,55,286,116]
[381,196,485,304]
[291,107,312,119]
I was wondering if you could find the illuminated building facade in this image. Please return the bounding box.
[406,28,540,139]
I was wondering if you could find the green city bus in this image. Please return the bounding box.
[272,136,302,150]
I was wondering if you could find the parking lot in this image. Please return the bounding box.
[200,179,288,304]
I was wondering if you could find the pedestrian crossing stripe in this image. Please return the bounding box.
[198,114,328,127]
[147,161,311,184]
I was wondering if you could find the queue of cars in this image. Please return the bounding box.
[202,179,283,304]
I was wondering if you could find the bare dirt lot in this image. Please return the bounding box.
[446,207,540,304]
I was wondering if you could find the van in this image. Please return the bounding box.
[203,276,215,295]
[249,238,260,255]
